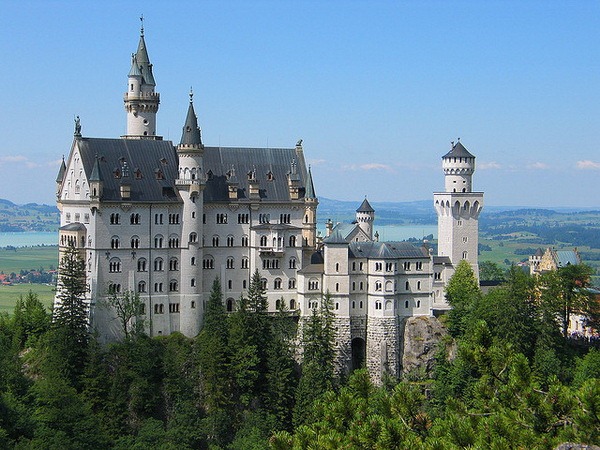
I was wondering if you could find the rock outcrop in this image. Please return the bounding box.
[400,315,448,377]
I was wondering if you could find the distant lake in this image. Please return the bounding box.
[0,224,437,248]
[0,232,57,248]
[318,224,437,242]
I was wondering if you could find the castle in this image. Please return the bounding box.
[55,27,483,381]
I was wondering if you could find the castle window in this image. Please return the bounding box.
[191,211,195,218]
[169,258,179,271]
[191,301,196,309]
[274,278,282,290]
[259,213,270,224]
[243,280,247,289]
[135,169,142,179]
[168,236,179,248]
[308,279,319,291]
[206,170,213,180]
[375,262,382,271]
[137,281,146,293]
[137,258,147,272]
[260,235,268,247]
[359,301,363,308]
[212,235,219,247]
[375,301,382,310]
[226,298,234,312]
[191,278,196,287]
[75,213,80,222]
[403,261,411,271]
[203,256,214,269]
[280,213,291,224]
[169,280,178,292]
[405,300,409,308]
[108,283,121,294]
[203,214,206,224]
[290,299,296,310]
[289,257,297,269]
[238,213,249,224]
[261,278,268,290]
[434,272,441,280]
[335,302,339,310]
[226,257,235,269]
[110,213,120,225]
[289,235,296,247]
[130,213,140,225]
[416,261,423,270]
[191,257,196,266]
[289,278,296,289]
[359,281,364,290]
[417,281,421,290]
[352,282,356,291]
[375,281,382,291]
[228,280,232,290]
[359,262,364,271]
[131,236,139,249]
[385,281,393,292]
[169,303,180,313]
[216,213,228,224]
[267,171,274,181]
[189,232,197,243]
[154,235,163,248]
[241,257,249,269]
[109,258,121,273]
[417,300,421,308]
[463,251,468,259]
[241,235,249,247]
[84,213,90,223]
[227,235,234,247]
[386,262,393,272]
[111,236,120,249]
[457,220,463,226]
[405,281,410,290]
[462,237,468,243]
[154,258,164,271]
[154,302,164,313]
[352,301,356,309]
[335,263,340,272]
[168,213,180,224]
[335,283,339,292]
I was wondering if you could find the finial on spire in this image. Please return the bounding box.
[189,87,193,103]
[140,14,144,36]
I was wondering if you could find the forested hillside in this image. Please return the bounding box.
[1,251,599,449]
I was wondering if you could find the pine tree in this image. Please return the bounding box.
[445,260,482,337]
[104,289,145,340]
[49,243,90,385]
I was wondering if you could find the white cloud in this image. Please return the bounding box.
[0,155,28,163]
[342,163,394,172]
[527,162,549,170]
[478,161,502,170]
[576,160,600,170]
[307,158,326,166]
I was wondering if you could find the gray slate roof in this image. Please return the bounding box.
[555,250,580,267]
[442,141,475,159]
[356,198,374,213]
[349,241,428,259]
[203,147,311,203]
[180,99,202,146]
[75,138,180,203]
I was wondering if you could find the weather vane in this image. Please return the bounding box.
[140,14,144,36]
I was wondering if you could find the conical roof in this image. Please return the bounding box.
[134,33,155,86]
[305,166,316,199]
[442,140,475,159]
[128,54,142,77]
[356,197,374,213]
[179,94,202,146]
[56,157,66,183]
[89,157,101,182]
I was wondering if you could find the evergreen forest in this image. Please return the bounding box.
[1,247,599,449]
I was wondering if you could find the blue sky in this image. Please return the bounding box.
[1,1,599,207]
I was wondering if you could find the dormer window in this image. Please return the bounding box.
[266,171,274,181]
[206,170,213,180]
[134,169,143,179]
[113,168,121,179]
[154,169,164,180]
[160,158,168,165]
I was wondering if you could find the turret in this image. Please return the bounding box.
[123,20,160,139]
[302,165,318,247]
[56,156,66,198]
[441,139,475,193]
[356,197,374,240]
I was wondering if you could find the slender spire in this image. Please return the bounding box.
[179,89,202,146]
[305,165,316,199]
[56,156,66,183]
[90,156,101,182]
[134,17,155,86]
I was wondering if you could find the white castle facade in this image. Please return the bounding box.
[55,28,483,380]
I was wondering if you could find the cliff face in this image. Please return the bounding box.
[400,316,449,377]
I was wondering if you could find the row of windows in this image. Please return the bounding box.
[64,212,90,224]
[107,233,299,249]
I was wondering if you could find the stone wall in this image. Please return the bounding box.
[400,315,447,378]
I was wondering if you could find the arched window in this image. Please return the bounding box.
[289,257,297,269]
[226,298,234,312]
[241,235,249,247]
[417,281,421,290]
[261,278,268,290]
[130,213,140,224]
[375,281,382,291]
[226,257,235,269]
[385,281,393,292]
[154,234,163,248]
[288,278,296,289]
[110,213,120,224]
[308,278,319,290]
[137,281,146,293]
[335,263,339,272]
[130,235,140,249]
[191,257,196,266]
[212,235,219,247]
[111,236,120,249]
[137,258,147,272]
[191,278,196,287]
[154,258,164,271]
[274,278,282,290]
[227,235,234,247]
[169,258,179,271]
[241,257,249,269]
[405,300,409,308]
[405,281,410,291]
[168,235,179,248]
[203,256,214,269]
[169,280,178,292]
[462,251,468,259]
[260,235,268,247]
[109,257,121,273]
[290,299,296,310]
[189,232,197,243]
[289,235,296,247]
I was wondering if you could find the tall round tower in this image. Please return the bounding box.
[434,140,484,277]
[123,22,160,139]
[176,91,204,336]
[356,198,374,241]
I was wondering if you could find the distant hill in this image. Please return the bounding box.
[0,198,59,232]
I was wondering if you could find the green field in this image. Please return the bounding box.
[0,245,58,273]
[0,283,55,314]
